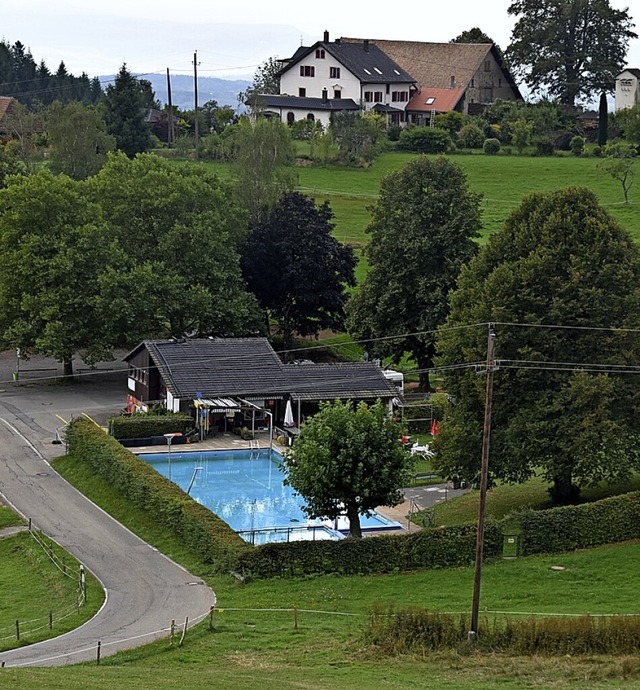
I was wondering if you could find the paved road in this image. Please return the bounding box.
[0,366,216,667]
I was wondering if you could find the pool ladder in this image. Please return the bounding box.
[249,439,260,458]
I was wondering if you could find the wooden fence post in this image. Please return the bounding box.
[208,606,214,631]
[294,608,298,630]
[15,620,19,641]
[96,640,101,666]
[169,619,175,646]
[49,610,53,630]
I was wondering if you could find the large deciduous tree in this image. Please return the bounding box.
[283,400,413,538]
[506,0,637,107]
[241,191,356,348]
[436,187,640,504]
[87,153,261,343]
[347,156,481,390]
[102,64,153,157]
[47,102,115,180]
[0,171,118,376]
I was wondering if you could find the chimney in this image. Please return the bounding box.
[364,39,369,52]
[322,88,328,102]
[324,30,329,43]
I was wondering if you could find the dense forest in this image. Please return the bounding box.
[0,40,102,106]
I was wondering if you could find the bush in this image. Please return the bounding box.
[570,135,586,156]
[66,419,248,570]
[109,413,194,440]
[533,137,555,156]
[433,111,465,137]
[457,123,485,149]
[483,138,501,155]
[516,491,640,556]
[398,127,452,154]
[387,125,401,142]
[238,522,502,578]
[554,131,574,151]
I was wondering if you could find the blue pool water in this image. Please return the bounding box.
[139,448,402,543]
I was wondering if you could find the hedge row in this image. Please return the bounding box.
[109,414,194,439]
[238,522,502,579]
[66,419,249,571]
[517,491,640,556]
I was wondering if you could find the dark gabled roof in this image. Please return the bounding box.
[256,94,360,112]
[124,339,397,402]
[618,68,640,78]
[372,103,403,113]
[280,40,416,85]
[287,363,397,402]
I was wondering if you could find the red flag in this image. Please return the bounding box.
[431,419,439,436]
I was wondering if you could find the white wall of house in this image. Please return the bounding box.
[281,52,361,101]
[616,71,640,111]
[360,81,412,112]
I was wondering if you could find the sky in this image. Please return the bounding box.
[4,0,640,84]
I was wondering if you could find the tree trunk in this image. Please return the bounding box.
[550,470,580,505]
[63,355,74,380]
[346,503,362,539]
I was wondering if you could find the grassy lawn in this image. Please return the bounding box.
[0,531,103,652]
[10,452,632,688]
[0,503,23,530]
[196,152,640,250]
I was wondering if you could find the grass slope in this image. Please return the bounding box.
[0,532,103,652]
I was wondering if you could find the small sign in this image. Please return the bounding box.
[196,391,203,399]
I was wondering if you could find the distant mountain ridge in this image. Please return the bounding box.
[99,73,251,111]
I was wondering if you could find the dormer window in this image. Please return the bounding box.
[316,49,325,59]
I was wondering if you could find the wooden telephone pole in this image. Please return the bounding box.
[469,324,496,641]
[193,51,199,160]
[166,68,174,147]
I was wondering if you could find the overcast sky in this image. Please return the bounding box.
[4,0,640,84]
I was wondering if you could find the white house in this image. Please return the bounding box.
[265,31,417,127]
[615,69,640,111]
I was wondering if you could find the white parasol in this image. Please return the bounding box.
[284,399,295,427]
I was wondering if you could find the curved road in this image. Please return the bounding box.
[0,371,216,667]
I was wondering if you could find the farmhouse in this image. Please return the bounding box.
[0,96,17,137]
[124,337,399,433]
[615,68,640,111]
[342,38,523,118]
[261,31,417,127]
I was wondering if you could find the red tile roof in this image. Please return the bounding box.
[406,88,465,113]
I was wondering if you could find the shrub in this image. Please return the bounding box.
[554,131,574,151]
[570,135,586,156]
[433,111,465,137]
[398,127,452,154]
[109,413,194,440]
[457,123,485,149]
[483,138,501,155]
[66,419,248,570]
[387,125,401,142]
[516,491,640,555]
[533,137,555,156]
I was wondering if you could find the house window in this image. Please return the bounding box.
[498,77,502,87]
[299,65,315,77]
[287,112,295,125]
[330,66,341,79]
[298,87,306,97]
[425,97,435,105]
[316,49,325,59]
[386,84,390,94]
[450,76,455,88]
[484,60,491,72]
[306,113,315,121]
[333,89,341,99]
[364,91,373,102]
[374,91,383,102]
[470,78,475,87]
[391,91,408,102]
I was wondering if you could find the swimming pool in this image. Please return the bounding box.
[138,448,403,543]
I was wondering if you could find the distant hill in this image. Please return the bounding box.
[99,73,251,111]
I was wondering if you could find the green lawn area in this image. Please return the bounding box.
[0,531,103,652]
[0,503,23,530]
[196,152,640,250]
[6,452,630,688]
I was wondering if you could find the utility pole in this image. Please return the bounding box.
[166,68,174,148]
[468,323,496,642]
[193,50,199,160]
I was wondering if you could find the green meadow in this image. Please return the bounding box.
[199,152,640,249]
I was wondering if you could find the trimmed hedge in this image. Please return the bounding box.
[238,522,502,579]
[109,414,194,439]
[517,491,640,556]
[66,419,249,571]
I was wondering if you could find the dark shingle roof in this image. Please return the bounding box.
[281,40,416,85]
[256,94,360,112]
[125,339,396,402]
[619,68,640,78]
